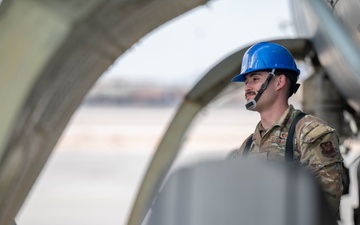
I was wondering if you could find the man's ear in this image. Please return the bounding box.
[275,74,286,91]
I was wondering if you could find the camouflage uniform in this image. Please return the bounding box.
[233,105,343,215]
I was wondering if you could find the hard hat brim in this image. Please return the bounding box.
[231,67,300,83]
[231,73,245,82]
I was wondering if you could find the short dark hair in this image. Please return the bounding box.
[273,69,299,97]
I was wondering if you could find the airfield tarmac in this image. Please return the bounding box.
[15,105,259,225]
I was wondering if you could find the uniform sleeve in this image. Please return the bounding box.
[298,122,343,216]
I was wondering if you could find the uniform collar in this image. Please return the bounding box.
[256,105,295,138]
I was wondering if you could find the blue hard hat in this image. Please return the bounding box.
[231,42,300,82]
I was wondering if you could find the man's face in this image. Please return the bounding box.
[244,71,269,102]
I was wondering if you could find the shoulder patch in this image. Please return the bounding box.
[320,141,337,157]
[302,123,334,143]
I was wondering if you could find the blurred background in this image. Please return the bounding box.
[14,0,299,224]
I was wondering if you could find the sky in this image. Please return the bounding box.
[102,0,295,85]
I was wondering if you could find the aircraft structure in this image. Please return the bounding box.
[1,0,360,225]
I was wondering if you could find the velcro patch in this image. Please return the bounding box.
[320,141,336,157]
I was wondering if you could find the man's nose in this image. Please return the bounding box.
[244,82,251,92]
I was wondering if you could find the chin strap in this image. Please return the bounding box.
[245,69,275,110]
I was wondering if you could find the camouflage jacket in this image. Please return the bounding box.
[233,105,343,215]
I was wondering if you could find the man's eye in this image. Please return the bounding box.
[245,76,260,84]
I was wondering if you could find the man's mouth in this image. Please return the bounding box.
[245,91,257,100]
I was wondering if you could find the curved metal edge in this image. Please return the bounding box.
[128,38,311,225]
[291,0,360,107]
[0,1,210,224]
